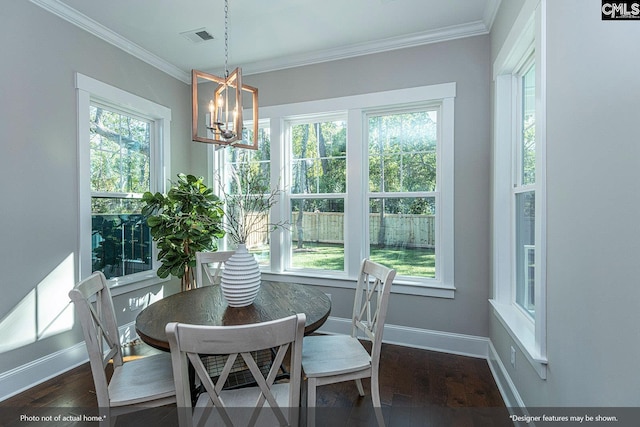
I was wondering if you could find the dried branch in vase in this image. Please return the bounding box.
[217,166,288,245]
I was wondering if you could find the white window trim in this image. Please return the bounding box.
[253,83,455,298]
[282,113,347,276]
[210,119,272,253]
[364,103,446,286]
[490,0,547,379]
[75,72,171,290]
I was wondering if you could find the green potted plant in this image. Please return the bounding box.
[142,173,225,291]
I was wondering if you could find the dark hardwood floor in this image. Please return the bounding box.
[0,341,510,426]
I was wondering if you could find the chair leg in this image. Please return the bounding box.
[100,412,115,427]
[371,374,385,427]
[307,377,317,408]
[97,408,110,427]
[307,377,317,427]
[373,406,385,427]
[355,378,365,396]
[371,374,381,407]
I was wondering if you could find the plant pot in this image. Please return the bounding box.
[220,243,261,307]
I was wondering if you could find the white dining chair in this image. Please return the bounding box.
[68,271,176,426]
[301,259,396,427]
[166,313,306,427]
[195,250,235,287]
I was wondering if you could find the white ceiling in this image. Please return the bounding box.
[33,0,500,83]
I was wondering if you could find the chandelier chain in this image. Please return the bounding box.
[224,0,229,78]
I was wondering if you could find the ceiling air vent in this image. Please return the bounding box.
[180,28,215,43]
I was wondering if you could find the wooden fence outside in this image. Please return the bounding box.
[244,213,270,248]
[368,213,436,248]
[246,212,435,249]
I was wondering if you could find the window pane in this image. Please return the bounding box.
[369,197,436,278]
[224,126,271,266]
[290,198,345,271]
[225,206,271,267]
[522,64,536,185]
[233,126,271,164]
[90,104,153,280]
[222,189,272,268]
[90,106,151,194]
[291,120,347,194]
[369,111,437,192]
[226,161,271,195]
[515,191,535,316]
[91,197,152,279]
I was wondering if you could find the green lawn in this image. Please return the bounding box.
[289,243,435,278]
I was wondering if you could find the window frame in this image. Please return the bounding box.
[76,73,171,289]
[513,55,536,319]
[491,0,547,379]
[237,83,455,298]
[212,119,273,261]
[365,104,443,283]
[284,113,348,274]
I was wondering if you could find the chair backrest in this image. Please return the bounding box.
[166,313,306,427]
[68,271,122,407]
[351,259,396,369]
[195,251,235,287]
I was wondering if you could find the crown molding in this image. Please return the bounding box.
[31,0,498,81]
[29,0,191,83]
[223,21,491,76]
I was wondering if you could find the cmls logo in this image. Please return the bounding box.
[602,1,640,19]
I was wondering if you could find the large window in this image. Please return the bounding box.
[367,109,438,279]
[76,73,171,285]
[288,116,347,272]
[514,60,536,317]
[219,122,272,266]
[231,83,455,297]
[89,104,153,279]
[491,0,547,379]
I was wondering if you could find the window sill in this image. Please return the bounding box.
[261,270,455,299]
[490,299,547,379]
[106,271,170,297]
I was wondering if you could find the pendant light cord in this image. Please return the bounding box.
[224,0,229,79]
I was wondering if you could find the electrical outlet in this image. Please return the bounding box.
[510,346,516,367]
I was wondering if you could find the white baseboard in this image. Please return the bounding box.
[0,342,88,402]
[320,316,523,407]
[487,340,526,408]
[319,316,490,359]
[2,318,522,410]
[0,321,139,402]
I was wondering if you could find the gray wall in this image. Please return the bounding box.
[3,0,635,408]
[0,1,189,374]
[0,0,492,389]
[490,0,526,66]
[242,36,492,338]
[490,0,640,406]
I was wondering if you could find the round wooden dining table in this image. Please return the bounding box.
[135,280,332,351]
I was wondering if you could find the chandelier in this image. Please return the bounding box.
[191,0,258,149]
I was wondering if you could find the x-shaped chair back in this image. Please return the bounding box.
[166,314,306,427]
[69,272,123,406]
[195,251,235,287]
[70,272,176,426]
[351,259,396,370]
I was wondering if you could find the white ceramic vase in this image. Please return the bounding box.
[220,243,261,307]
